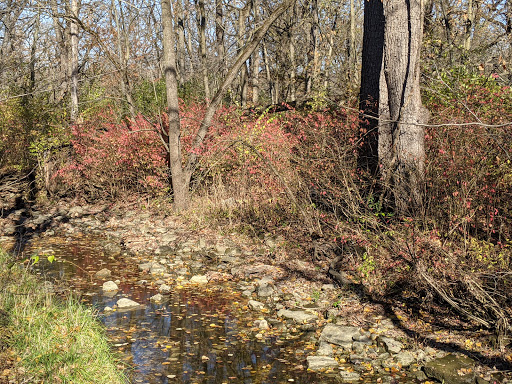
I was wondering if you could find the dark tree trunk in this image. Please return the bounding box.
[358,0,385,177]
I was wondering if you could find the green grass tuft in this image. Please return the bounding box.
[0,247,127,384]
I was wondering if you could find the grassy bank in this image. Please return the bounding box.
[0,248,127,384]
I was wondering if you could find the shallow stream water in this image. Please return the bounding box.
[25,235,347,384]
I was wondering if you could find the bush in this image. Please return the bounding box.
[54,108,168,198]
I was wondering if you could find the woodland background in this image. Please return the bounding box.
[1,0,512,350]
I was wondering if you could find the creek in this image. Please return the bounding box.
[25,234,344,384]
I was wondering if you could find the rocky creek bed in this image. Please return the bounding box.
[0,202,509,384]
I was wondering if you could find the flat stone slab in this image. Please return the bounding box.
[306,356,339,370]
[423,354,476,384]
[320,324,360,346]
[378,336,403,354]
[116,298,140,309]
[277,309,317,323]
[317,341,334,357]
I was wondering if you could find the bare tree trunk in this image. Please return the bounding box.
[50,0,68,103]
[161,0,189,210]
[215,0,225,79]
[112,0,136,116]
[289,33,297,102]
[464,0,474,51]
[324,14,336,92]
[263,41,276,103]
[382,0,427,214]
[196,0,210,103]
[69,0,80,122]
[237,6,249,107]
[176,0,186,85]
[251,0,261,105]
[349,0,357,84]
[306,0,319,96]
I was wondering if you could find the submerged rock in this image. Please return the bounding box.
[116,298,140,309]
[95,268,111,279]
[423,354,476,384]
[254,319,270,330]
[150,294,164,303]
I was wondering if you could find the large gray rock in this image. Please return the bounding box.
[320,324,360,347]
[306,356,339,370]
[277,309,317,323]
[116,298,140,309]
[423,354,476,384]
[257,285,275,297]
